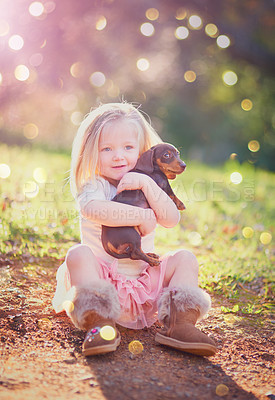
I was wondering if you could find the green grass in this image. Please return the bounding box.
[0,144,274,314]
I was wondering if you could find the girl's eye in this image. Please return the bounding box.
[125,145,133,150]
[102,147,111,152]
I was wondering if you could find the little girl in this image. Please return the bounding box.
[52,102,217,357]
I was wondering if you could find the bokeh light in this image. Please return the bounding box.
[188,231,202,246]
[248,140,260,152]
[140,22,155,37]
[37,318,52,330]
[184,70,196,83]
[230,172,243,184]
[9,35,24,50]
[241,99,253,111]
[0,164,11,179]
[230,153,238,160]
[44,1,56,14]
[100,325,116,341]
[146,8,159,21]
[128,340,144,354]
[23,123,39,139]
[40,39,47,49]
[29,53,43,67]
[242,226,254,239]
[260,232,272,245]
[62,300,74,313]
[33,167,47,183]
[175,8,187,20]
[175,26,189,40]
[222,71,238,86]
[96,16,107,31]
[137,58,150,71]
[205,23,218,37]
[217,35,231,48]
[89,71,106,87]
[29,2,45,17]
[61,94,78,111]
[14,65,30,81]
[189,15,203,29]
[24,181,39,198]
[0,20,10,36]
[107,82,120,97]
[70,111,83,126]
[216,384,229,397]
[70,62,84,78]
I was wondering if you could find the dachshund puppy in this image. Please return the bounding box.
[101,143,186,266]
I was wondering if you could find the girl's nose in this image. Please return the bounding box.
[112,150,124,160]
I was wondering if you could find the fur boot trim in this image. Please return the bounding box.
[158,286,211,323]
[65,280,121,329]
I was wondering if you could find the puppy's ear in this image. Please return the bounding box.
[134,148,154,174]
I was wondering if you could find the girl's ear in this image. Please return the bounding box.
[134,148,154,174]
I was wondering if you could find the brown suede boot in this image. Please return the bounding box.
[81,310,121,356]
[64,280,121,356]
[155,288,217,357]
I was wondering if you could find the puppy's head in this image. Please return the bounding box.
[134,143,186,179]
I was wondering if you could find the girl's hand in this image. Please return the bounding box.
[138,208,157,237]
[117,172,148,194]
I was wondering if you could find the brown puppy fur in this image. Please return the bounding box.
[101,143,186,266]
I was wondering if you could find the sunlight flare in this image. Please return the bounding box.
[217,35,230,48]
[230,172,242,184]
[15,65,30,81]
[188,231,202,246]
[175,26,189,40]
[188,15,202,29]
[260,232,272,245]
[222,71,238,86]
[184,70,196,83]
[33,167,47,183]
[205,23,218,37]
[137,58,150,71]
[9,35,24,50]
[0,164,11,179]
[241,99,253,111]
[100,325,116,341]
[23,123,39,139]
[96,16,107,31]
[29,2,44,17]
[89,72,106,87]
[242,227,254,239]
[62,300,74,313]
[70,111,83,126]
[216,384,229,396]
[140,22,155,37]
[24,181,39,198]
[129,340,144,354]
[175,8,187,20]
[0,20,9,36]
[248,140,260,152]
[146,8,159,21]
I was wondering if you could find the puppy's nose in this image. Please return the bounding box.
[180,161,186,170]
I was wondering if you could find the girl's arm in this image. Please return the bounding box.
[81,200,157,237]
[117,172,180,228]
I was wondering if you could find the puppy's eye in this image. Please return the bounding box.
[163,152,170,158]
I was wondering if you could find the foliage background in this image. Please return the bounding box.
[0,0,275,169]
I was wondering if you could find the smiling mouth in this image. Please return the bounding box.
[112,165,127,169]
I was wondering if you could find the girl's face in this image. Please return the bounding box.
[98,119,140,185]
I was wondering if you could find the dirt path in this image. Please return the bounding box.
[0,255,274,400]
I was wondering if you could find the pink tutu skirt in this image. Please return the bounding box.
[52,256,170,329]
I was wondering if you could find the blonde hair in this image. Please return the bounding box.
[70,102,162,198]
